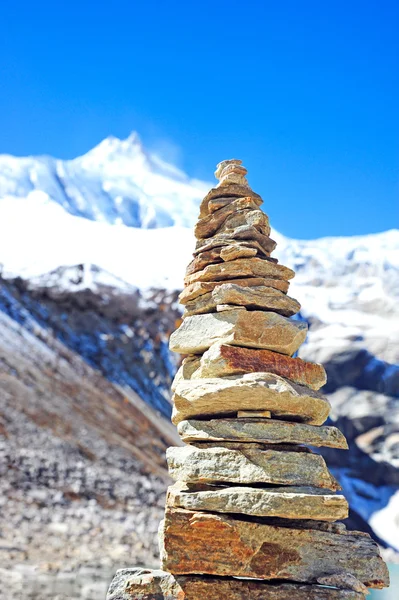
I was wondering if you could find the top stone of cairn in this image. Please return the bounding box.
[214,158,248,187]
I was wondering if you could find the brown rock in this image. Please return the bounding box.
[182,284,300,318]
[195,227,277,256]
[194,343,326,389]
[194,197,261,239]
[237,409,272,418]
[184,257,294,285]
[220,244,258,261]
[166,444,339,489]
[159,508,389,588]
[169,310,307,356]
[186,244,277,277]
[179,277,289,303]
[167,481,349,521]
[199,184,263,218]
[177,418,348,449]
[107,568,367,600]
[172,372,330,426]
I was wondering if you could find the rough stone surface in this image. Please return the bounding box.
[194,197,265,239]
[183,284,300,318]
[179,277,289,303]
[172,372,331,426]
[184,257,294,285]
[169,310,307,356]
[177,418,348,449]
[194,343,326,389]
[167,482,349,521]
[107,568,367,600]
[220,244,258,261]
[160,508,389,588]
[166,444,339,489]
[199,184,263,218]
[194,231,277,259]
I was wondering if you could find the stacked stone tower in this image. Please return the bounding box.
[107,161,389,599]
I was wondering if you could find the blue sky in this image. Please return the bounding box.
[0,0,397,238]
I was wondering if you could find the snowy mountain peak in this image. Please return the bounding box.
[0,133,210,229]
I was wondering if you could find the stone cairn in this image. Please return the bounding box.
[107,161,389,599]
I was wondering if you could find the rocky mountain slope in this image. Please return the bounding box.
[0,133,398,597]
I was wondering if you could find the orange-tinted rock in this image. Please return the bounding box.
[194,344,326,390]
[179,278,289,303]
[184,258,294,286]
[159,508,389,588]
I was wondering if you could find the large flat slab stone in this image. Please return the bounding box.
[184,257,294,286]
[159,508,389,588]
[172,372,331,426]
[177,418,348,449]
[169,310,308,356]
[166,444,340,490]
[167,482,349,521]
[107,568,367,599]
[182,284,300,318]
[193,343,326,390]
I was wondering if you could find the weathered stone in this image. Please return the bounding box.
[216,303,246,312]
[169,310,307,355]
[179,277,289,303]
[193,343,326,389]
[186,245,277,277]
[214,158,245,180]
[220,243,258,261]
[167,481,349,521]
[177,418,348,449]
[195,227,277,256]
[217,209,271,237]
[172,372,330,425]
[185,257,294,285]
[166,444,339,489]
[183,284,301,318]
[107,568,367,600]
[194,197,261,239]
[199,184,262,218]
[159,508,389,588]
[216,161,248,186]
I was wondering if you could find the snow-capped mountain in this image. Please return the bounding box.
[0,132,399,574]
[0,131,209,229]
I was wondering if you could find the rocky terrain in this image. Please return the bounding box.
[0,134,398,598]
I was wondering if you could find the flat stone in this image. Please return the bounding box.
[215,158,245,179]
[237,409,271,418]
[199,184,263,218]
[179,277,289,303]
[167,481,349,521]
[220,244,258,261]
[195,227,277,256]
[166,444,339,490]
[182,284,301,318]
[194,197,262,239]
[184,257,294,285]
[216,209,271,238]
[107,568,367,600]
[172,372,330,425]
[159,508,389,588]
[193,343,326,389]
[169,310,307,356]
[186,245,277,276]
[177,418,348,449]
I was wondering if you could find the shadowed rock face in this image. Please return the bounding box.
[107,568,367,600]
